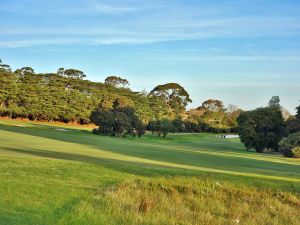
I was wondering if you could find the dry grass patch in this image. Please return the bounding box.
[97,178,300,225]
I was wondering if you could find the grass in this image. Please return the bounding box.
[0,119,300,224]
[98,178,300,225]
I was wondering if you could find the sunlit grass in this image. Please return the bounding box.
[98,178,300,225]
[0,119,299,224]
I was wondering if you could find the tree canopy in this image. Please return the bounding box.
[91,98,144,137]
[200,99,224,112]
[268,96,281,108]
[0,59,169,125]
[1,58,297,147]
[104,76,129,88]
[149,83,192,115]
[237,107,285,152]
[57,68,86,79]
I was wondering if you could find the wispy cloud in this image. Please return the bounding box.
[92,3,138,14]
[1,16,299,48]
[0,0,139,15]
[187,81,300,89]
[0,37,160,48]
[151,55,300,61]
[1,1,300,48]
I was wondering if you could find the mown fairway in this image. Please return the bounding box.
[0,119,300,225]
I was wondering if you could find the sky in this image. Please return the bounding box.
[0,0,300,113]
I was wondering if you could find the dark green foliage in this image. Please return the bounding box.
[285,104,300,134]
[172,117,185,132]
[296,105,300,120]
[237,107,285,152]
[158,119,173,138]
[148,120,159,134]
[268,96,281,108]
[91,98,145,137]
[286,117,300,134]
[147,119,173,138]
[279,132,300,158]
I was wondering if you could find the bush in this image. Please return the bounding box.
[237,107,285,152]
[91,99,145,137]
[292,147,300,158]
[279,132,300,158]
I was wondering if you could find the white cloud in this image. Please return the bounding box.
[92,3,138,14]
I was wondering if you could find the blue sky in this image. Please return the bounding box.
[0,0,299,113]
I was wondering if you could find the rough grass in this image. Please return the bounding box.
[98,178,300,225]
[0,119,300,224]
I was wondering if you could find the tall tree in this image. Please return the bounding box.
[268,96,281,108]
[149,83,192,114]
[237,107,285,152]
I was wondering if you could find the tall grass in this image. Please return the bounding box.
[98,178,300,225]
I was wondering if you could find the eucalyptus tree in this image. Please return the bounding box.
[149,83,192,115]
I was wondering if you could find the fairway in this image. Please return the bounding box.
[0,119,300,224]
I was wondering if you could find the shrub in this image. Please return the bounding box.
[292,147,300,158]
[279,132,300,158]
[90,98,145,137]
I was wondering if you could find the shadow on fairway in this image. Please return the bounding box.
[2,146,206,177]
[3,146,300,194]
[1,123,300,182]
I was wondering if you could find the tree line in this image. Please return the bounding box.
[0,58,241,133]
[1,58,298,157]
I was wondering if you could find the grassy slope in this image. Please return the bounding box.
[0,119,300,225]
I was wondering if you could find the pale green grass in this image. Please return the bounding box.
[0,119,300,224]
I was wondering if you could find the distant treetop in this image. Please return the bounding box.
[104,76,129,88]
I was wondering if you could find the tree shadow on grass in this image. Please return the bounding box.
[1,123,300,181]
[2,146,300,194]
[2,146,205,178]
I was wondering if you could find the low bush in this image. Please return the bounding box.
[292,147,300,158]
[279,132,300,158]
